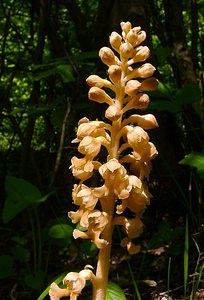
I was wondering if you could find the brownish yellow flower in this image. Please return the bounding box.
[73,117,111,142]
[70,156,101,181]
[49,267,94,300]
[73,210,109,249]
[72,184,102,210]
[116,184,151,214]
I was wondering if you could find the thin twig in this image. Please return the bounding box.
[48,101,71,190]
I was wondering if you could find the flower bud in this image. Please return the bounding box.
[105,104,122,121]
[109,32,122,51]
[132,26,141,34]
[121,21,131,34]
[137,93,150,109]
[126,29,138,46]
[132,46,150,63]
[131,114,159,129]
[108,65,122,84]
[140,77,159,91]
[135,30,146,45]
[99,47,116,66]
[86,75,105,88]
[125,80,141,96]
[120,42,135,60]
[134,63,156,78]
[88,87,113,105]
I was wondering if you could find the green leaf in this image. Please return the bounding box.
[155,46,170,64]
[33,58,68,69]
[11,245,30,263]
[179,153,204,180]
[150,82,173,99]
[0,255,15,279]
[24,270,45,289]
[32,68,57,81]
[27,105,50,117]
[56,64,74,82]
[32,63,74,82]
[48,224,73,239]
[105,281,126,300]
[175,83,201,106]
[2,176,50,223]
[150,100,181,113]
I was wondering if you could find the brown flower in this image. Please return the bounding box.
[73,210,109,249]
[70,156,101,181]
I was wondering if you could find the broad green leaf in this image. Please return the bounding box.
[149,100,180,113]
[32,64,74,82]
[11,245,30,263]
[27,105,50,117]
[33,58,68,69]
[24,270,45,289]
[32,68,57,81]
[155,46,170,64]
[179,153,204,180]
[56,64,74,82]
[76,51,98,60]
[150,82,173,99]
[48,224,73,239]
[106,281,126,300]
[0,255,15,279]
[2,176,51,223]
[176,83,201,106]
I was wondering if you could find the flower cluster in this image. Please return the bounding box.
[50,21,158,300]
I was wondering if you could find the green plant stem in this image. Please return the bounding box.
[127,260,141,300]
[190,260,204,300]
[184,215,189,298]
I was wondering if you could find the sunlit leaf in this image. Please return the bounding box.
[105,281,126,300]
[179,152,204,180]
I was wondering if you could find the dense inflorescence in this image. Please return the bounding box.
[49,21,158,300]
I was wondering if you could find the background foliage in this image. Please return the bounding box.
[0,0,204,299]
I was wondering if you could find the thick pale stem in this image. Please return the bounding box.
[92,88,124,299]
[92,196,115,300]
